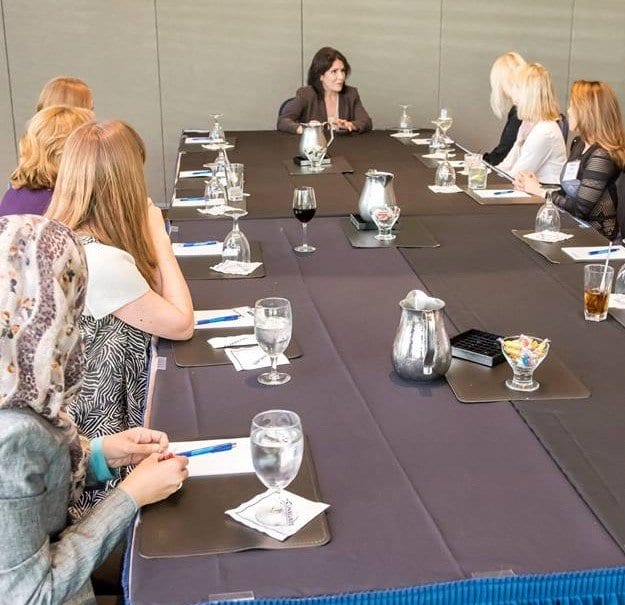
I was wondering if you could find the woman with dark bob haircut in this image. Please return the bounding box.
[277,46,372,134]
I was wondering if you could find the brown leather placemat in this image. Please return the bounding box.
[462,187,543,206]
[446,353,590,403]
[173,328,302,367]
[341,217,439,249]
[136,439,330,558]
[177,242,264,280]
[511,228,608,264]
[283,155,354,176]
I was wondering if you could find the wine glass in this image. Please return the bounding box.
[209,113,225,143]
[203,175,226,210]
[250,410,304,527]
[429,127,444,154]
[371,204,401,241]
[432,108,453,149]
[435,150,456,189]
[292,186,316,253]
[399,105,413,133]
[254,298,292,386]
[534,190,561,235]
[222,209,251,263]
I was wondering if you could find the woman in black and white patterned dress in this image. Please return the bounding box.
[47,120,194,518]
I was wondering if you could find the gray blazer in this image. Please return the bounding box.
[277,85,372,134]
[0,408,137,604]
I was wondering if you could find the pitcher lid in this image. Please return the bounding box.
[399,289,445,311]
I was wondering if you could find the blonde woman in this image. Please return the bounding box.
[36,75,94,111]
[516,81,625,238]
[47,120,194,517]
[483,51,526,165]
[497,63,567,184]
[0,105,93,216]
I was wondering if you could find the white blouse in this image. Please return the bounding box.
[82,242,150,320]
[497,120,567,184]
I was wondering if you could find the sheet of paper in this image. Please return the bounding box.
[428,185,463,194]
[472,189,530,199]
[185,136,214,144]
[171,196,206,207]
[194,307,255,330]
[561,246,625,262]
[390,131,419,138]
[169,437,254,477]
[172,242,223,256]
[179,169,212,179]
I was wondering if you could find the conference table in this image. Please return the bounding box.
[126,131,625,605]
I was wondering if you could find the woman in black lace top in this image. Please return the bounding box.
[515,80,625,239]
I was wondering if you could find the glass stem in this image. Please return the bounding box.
[232,216,239,232]
[302,222,308,248]
[270,354,278,378]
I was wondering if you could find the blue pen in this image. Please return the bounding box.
[187,170,211,176]
[178,196,206,202]
[181,240,218,247]
[588,247,621,256]
[493,190,516,196]
[196,314,240,326]
[177,442,236,457]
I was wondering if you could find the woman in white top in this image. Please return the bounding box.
[497,63,566,184]
[46,120,194,518]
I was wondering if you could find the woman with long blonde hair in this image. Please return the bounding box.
[497,63,567,184]
[517,80,625,238]
[47,120,194,517]
[0,105,93,216]
[36,75,93,111]
[484,51,526,165]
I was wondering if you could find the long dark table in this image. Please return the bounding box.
[128,131,625,605]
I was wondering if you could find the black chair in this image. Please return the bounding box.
[616,171,625,240]
[558,113,569,143]
[278,97,295,117]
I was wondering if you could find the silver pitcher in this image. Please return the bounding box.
[358,170,397,222]
[299,121,335,157]
[392,290,452,381]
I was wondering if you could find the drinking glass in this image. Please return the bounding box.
[209,113,225,143]
[250,410,304,526]
[292,186,316,253]
[467,161,488,189]
[371,204,401,241]
[204,175,226,210]
[399,105,413,133]
[584,264,613,321]
[212,147,230,187]
[432,107,453,147]
[435,151,456,189]
[534,191,561,234]
[614,262,625,306]
[254,298,292,385]
[463,153,481,175]
[500,335,550,392]
[429,127,444,154]
[226,163,245,202]
[303,144,327,171]
[222,209,251,263]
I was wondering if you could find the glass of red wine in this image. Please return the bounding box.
[292,186,316,253]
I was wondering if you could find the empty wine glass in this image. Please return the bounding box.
[292,186,316,253]
[254,298,292,386]
[432,108,453,144]
[222,209,251,263]
[429,127,445,154]
[212,146,231,186]
[204,175,226,210]
[399,105,413,133]
[435,150,456,189]
[250,409,304,527]
[534,190,561,235]
[371,204,401,241]
[209,113,225,143]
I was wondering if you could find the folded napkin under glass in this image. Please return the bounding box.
[225,489,329,541]
[523,231,574,243]
[225,346,289,371]
[211,260,262,275]
[197,205,237,216]
[428,185,463,194]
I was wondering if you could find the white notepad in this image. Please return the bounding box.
[561,246,625,262]
[169,437,254,477]
[472,189,531,199]
[194,307,255,330]
[172,242,223,256]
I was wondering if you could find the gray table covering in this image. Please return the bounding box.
[129,216,625,605]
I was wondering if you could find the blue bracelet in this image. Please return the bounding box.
[89,437,117,482]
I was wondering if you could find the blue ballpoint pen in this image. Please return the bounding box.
[493,190,516,196]
[187,170,211,176]
[178,196,206,202]
[177,442,236,457]
[588,247,621,256]
[181,240,218,247]
[196,314,240,326]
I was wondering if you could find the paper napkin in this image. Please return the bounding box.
[208,334,257,348]
[422,152,456,159]
[523,231,574,243]
[225,489,330,541]
[428,185,463,193]
[197,205,236,216]
[225,346,289,371]
[210,260,262,275]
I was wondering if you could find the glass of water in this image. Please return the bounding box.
[254,298,292,385]
[251,409,304,526]
[209,113,225,143]
[226,163,245,202]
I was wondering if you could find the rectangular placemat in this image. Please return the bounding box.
[283,155,354,176]
[608,306,625,329]
[445,353,590,403]
[173,328,302,367]
[341,217,439,249]
[178,150,213,172]
[136,440,330,557]
[177,242,264,280]
[463,187,543,206]
[512,229,608,264]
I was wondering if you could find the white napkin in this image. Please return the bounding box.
[390,131,418,138]
[201,142,235,151]
[208,334,257,348]
[225,346,289,371]
[523,231,574,243]
[422,152,456,159]
[210,260,262,275]
[197,205,237,216]
[609,293,625,309]
[449,160,464,168]
[428,185,463,193]
[173,241,223,256]
[411,138,431,145]
[225,489,330,541]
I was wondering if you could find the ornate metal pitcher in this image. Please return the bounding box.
[299,121,335,157]
[358,170,397,222]
[392,290,452,381]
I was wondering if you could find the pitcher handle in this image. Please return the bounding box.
[423,311,435,375]
[325,121,335,147]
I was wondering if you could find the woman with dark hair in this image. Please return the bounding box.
[277,46,372,134]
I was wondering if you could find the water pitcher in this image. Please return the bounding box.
[299,121,335,157]
[358,170,397,222]
[392,290,452,381]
